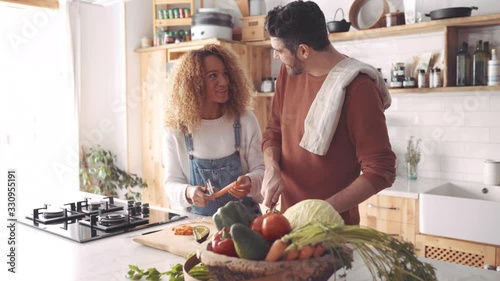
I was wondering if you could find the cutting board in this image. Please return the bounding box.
[133,219,219,258]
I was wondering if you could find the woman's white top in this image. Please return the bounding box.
[163,109,265,211]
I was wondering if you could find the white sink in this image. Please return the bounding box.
[419,182,500,245]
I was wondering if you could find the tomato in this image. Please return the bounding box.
[250,214,266,233]
[261,212,292,241]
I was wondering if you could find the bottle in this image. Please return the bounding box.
[456,41,471,86]
[429,68,435,88]
[488,48,500,86]
[473,40,488,85]
[418,69,426,88]
[433,68,442,87]
[484,41,491,60]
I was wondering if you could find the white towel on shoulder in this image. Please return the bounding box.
[299,58,391,156]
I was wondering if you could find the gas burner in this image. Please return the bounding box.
[89,201,102,211]
[98,213,127,226]
[42,208,64,219]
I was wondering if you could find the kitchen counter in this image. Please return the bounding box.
[5,203,500,281]
[379,176,450,199]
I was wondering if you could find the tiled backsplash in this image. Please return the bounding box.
[388,92,500,182]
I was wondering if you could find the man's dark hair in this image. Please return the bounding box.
[265,0,330,54]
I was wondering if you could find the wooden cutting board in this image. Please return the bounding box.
[133,219,219,258]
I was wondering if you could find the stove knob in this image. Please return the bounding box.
[134,202,142,214]
[127,200,134,208]
[142,203,150,216]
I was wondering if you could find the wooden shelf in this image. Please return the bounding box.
[247,13,500,47]
[155,18,192,27]
[256,92,274,97]
[252,86,500,96]
[390,85,500,94]
[154,0,191,4]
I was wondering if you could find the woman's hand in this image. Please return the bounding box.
[186,185,208,207]
[262,166,284,208]
[229,176,252,199]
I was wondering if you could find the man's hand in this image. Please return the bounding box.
[262,166,284,208]
[186,185,208,207]
[229,176,252,198]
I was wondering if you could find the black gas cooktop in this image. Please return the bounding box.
[18,196,187,243]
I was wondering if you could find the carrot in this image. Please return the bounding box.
[284,248,299,261]
[313,244,325,258]
[204,181,236,200]
[265,239,289,262]
[298,244,315,260]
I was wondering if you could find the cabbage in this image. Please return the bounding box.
[283,199,344,229]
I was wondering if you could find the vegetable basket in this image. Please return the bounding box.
[197,242,352,281]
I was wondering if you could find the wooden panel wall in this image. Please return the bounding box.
[140,50,169,207]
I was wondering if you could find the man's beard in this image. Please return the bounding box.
[286,56,304,76]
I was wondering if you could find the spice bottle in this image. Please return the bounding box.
[433,68,442,87]
[488,48,500,86]
[456,41,471,86]
[418,69,426,88]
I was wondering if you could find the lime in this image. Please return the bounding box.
[193,225,210,243]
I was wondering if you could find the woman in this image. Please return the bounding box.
[163,44,264,216]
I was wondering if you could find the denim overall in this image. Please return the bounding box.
[184,117,261,216]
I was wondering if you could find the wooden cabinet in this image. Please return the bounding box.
[136,38,270,207]
[415,234,497,269]
[358,194,418,244]
[152,0,198,36]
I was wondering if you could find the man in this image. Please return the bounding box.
[261,0,396,225]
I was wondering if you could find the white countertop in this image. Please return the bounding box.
[4,192,499,281]
[379,176,450,199]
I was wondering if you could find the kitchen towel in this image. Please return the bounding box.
[299,57,391,156]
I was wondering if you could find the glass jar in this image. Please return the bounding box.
[260,77,273,92]
[184,8,191,18]
[390,76,403,88]
[184,30,191,42]
[403,77,416,88]
[407,162,418,180]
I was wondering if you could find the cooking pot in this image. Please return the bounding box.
[327,8,351,33]
[191,8,233,41]
[425,6,478,20]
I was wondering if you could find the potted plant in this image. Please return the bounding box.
[80,146,147,201]
[405,136,421,180]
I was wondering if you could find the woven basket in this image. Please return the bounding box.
[197,243,352,281]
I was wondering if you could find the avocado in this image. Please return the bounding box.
[230,223,270,261]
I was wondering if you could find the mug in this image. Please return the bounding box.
[483,160,500,185]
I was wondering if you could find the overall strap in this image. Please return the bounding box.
[233,115,241,151]
[183,133,194,159]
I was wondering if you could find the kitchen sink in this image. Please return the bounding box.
[419,182,500,245]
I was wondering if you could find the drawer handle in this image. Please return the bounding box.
[367,203,399,210]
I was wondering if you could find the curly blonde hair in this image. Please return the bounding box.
[164,44,255,133]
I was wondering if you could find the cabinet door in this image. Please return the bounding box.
[497,246,500,267]
[360,217,416,244]
[415,234,497,268]
[359,195,417,225]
